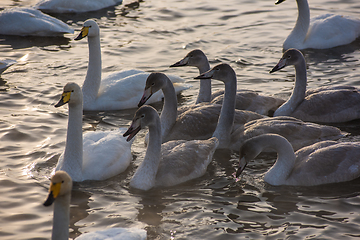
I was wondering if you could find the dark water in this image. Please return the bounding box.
[1,0,360,239]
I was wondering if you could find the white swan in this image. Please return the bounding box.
[0,7,73,37]
[236,134,360,186]
[35,0,122,13]
[123,105,219,191]
[232,116,345,152]
[44,171,147,240]
[276,0,360,50]
[170,49,285,116]
[55,82,133,182]
[138,70,265,148]
[74,19,189,111]
[270,48,360,123]
[0,59,16,75]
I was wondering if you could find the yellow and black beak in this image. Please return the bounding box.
[43,181,62,207]
[55,91,72,108]
[74,26,90,41]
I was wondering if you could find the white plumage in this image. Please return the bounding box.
[55,82,133,182]
[74,19,190,111]
[35,0,123,13]
[276,0,360,50]
[0,7,73,37]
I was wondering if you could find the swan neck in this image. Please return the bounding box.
[61,103,83,179]
[160,78,178,141]
[196,61,212,103]
[130,119,162,191]
[274,59,307,116]
[82,36,102,105]
[293,59,307,97]
[284,0,310,49]
[262,136,296,185]
[51,194,70,240]
[212,74,236,148]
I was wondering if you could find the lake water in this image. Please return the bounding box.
[1,0,360,239]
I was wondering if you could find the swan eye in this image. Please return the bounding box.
[62,180,64,183]
[151,82,155,86]
[141,114,145,118]
[287,55,291,59]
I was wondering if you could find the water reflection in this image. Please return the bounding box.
[69,188,91,239]
[0,35,71,49]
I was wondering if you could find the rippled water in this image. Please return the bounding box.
[1,0,360,239]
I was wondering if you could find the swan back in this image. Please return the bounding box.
[271,49,360,123]
[0,7,74,36]
[238,116,345,151]
[290,141,360,185]
[210,90,285,116]
[156,137,219,187]
[276,0,360,50]
[35,0,123,13]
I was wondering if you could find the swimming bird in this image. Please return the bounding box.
[55,82,133,182]
[171,49,284,115]
[270,48,360,123]
[0,7,73,37]
[74,19,189,111]
[236,134,360,186]
[44,171,147,240]
[170,49,212,103]
[232,116,345,152]
[138,70,265,148]
[276,0,360,50]
[35,0,123,13]
[123,105,219,191]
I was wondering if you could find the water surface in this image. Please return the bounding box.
[1,0,360,239]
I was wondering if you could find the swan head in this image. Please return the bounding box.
[138,72,168,107]
[43,171,73,206]
[123,105,159,141]
[275,0,286,5]
[55,82,83,108]
[269,48,304,73]
[74,19,100,40]
[235,135,271,178]
[236,134,291,178]
[194,63,236,83]
[170,49,208,68]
